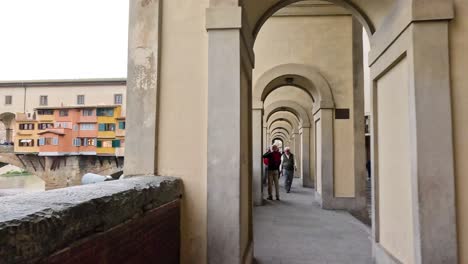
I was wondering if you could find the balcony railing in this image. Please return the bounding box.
[0,176,182,264]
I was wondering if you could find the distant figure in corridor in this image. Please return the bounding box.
[263,145,282,201]
[281,147,296,193]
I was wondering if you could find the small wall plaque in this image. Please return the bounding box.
[335,109,350,119]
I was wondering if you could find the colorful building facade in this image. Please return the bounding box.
[14,105,125,157]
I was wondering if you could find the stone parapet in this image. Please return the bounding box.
[0,176,183,263]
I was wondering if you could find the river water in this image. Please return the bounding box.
[0,175,45,197]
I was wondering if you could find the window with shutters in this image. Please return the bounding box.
[114,94,123,105]
[39,96,48,106]
[98,123,115,131]
[5,95,12,105]
[54,122,70,129]
[80,123,95,130]
[97,108,114,117]
[77,95,85,105]
[82,109,94,116]
[72,138,81,146]
[19,123,35,130]
[96,140,112,148]
[86,138,96,146]
[118,121,126,129]
[38,109,53,115]
[112,140,121,148]
[38,123,53,130]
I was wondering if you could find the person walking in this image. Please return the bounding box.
[263,145,282,201]
[281,147,296,193]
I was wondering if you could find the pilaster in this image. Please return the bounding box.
[300,126,312,188]
[206,6,253,264]
[252,108,263,206]
[124,0,162,176]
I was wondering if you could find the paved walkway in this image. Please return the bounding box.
[254,180,372,264]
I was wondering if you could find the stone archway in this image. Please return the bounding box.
[262,100,315,189]
[267,112,302,178]
[253,63,334,111]
[269,122,292,137]
[268,120,294,134]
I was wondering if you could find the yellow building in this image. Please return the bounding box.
[115,117,126,157]
[96,105,122,156]
[14,113,39,153]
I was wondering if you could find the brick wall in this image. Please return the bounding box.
[44,200,180,264]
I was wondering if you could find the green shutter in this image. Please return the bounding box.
[97,140,102,148]
[98,124,105,131]
[112,140,120,148]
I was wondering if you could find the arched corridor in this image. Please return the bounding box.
[252,6,371,260]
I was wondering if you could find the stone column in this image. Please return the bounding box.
[369,20,457,263]
[407,21,456,264]
[5,128,12,143]
[206,6,254,264]
[124,0,161,176]
[300,126,313,188]
[293,132,301,178]
[252,108,263,206]
[315,109,334,208]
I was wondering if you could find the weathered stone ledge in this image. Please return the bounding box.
[0,176,183,263]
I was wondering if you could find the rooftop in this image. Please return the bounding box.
[35,105,121,110]
[0,78,126,88]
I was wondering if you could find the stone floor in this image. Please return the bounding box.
[254,180,372,264]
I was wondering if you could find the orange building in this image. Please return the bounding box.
[16,105,125,157]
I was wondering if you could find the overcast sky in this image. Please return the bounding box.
[0,0,129,81]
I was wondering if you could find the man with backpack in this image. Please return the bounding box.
[263,145,282,200]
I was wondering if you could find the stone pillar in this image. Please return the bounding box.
[5,128,12,143]
[124,0,161,176]
[369,21,457,263]
[252,108,263,206]
[300,126,313,188]
[293,132,301,178]
[314,109,334,208]
[352,17,367,213]
[206,6,254,264]
[407,21,456,264]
